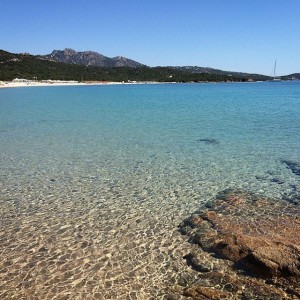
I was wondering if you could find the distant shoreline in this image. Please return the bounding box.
[1,79,297,89]
[0,80,164,89]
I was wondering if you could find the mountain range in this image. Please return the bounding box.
[38,48,145,68]
[38,49,300,80]
[0,48,299,82]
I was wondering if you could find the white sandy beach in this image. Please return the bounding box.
[0,80,129,88]
[0,79,165,89]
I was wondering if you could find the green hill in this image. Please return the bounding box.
[281,73,300,80]
[0,50,271,82]
[170,66,270,81]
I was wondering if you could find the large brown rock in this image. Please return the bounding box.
[179,190,300,299]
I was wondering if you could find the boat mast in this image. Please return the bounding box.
[273,59,277,78]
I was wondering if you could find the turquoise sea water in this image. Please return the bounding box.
[1,82,300,299]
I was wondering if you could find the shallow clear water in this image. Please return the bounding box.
[1,82,300,299]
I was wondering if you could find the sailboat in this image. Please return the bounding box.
[272,59,281,81]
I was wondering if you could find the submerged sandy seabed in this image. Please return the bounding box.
[1,155,298,299]
[0,160,208,300]
[1,147,299,299]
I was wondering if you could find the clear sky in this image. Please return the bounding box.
[1,0,299,75]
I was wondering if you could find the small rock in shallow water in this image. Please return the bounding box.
[271,178,284,184]
[283,191,300,205]
[183,252,212,272]
[162,294,179,300]
[281,159,300,176]
[183,286,231,299]
[205,201,214,208]
[196,138,219,145]
[38,246,48,252]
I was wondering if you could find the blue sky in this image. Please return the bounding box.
[1,0,299,75]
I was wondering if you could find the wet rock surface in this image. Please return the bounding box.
[178,190,300,299]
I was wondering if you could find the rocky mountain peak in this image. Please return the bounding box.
[41,49,145,68]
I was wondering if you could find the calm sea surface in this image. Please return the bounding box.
[1,82,300,299]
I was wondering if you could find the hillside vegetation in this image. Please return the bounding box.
[0,50,271,82]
